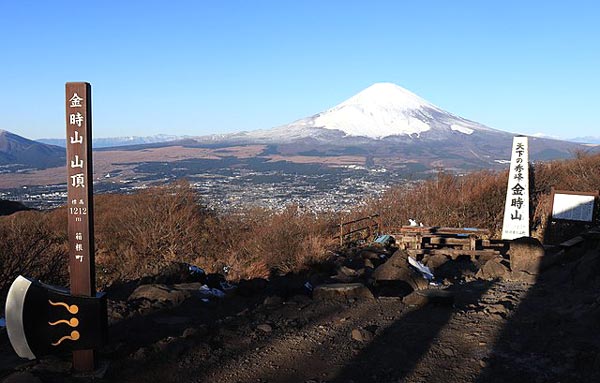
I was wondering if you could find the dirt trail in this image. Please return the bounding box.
[109,280,536,383]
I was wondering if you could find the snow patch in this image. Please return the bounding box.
[303,83,442,138]
[450,124,474,135]
[338,82,435,111]
[314,107,431,138]
[530,132,559,139]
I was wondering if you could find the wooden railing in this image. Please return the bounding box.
[334,214,381,246]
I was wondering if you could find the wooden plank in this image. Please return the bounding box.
[435,228,490,236]
[407,249,501,258]
[399,226,436,234]
[334,224,377,238]
[399,226,490,236]
[340,214,380,226]
[559,236,585,248]
[428,237,472,246]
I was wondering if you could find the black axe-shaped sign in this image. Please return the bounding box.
[5,275,107,360]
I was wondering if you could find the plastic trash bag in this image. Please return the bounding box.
[199,285,226,299]
[408,256,434,281]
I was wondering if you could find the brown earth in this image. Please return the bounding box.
[0,145,268,188]
[2,231,600,383]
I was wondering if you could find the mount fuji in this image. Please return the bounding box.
[0,83,594,185]
[190,82,588,171]
[260,82,493,140]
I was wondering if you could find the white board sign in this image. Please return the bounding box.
[552,193,595,222]
[502,136,530,240]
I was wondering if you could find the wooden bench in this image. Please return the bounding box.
[559,236,585,249]
[395,226,490,251]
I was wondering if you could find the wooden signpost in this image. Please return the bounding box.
[5,83,105,370]
[65,82,96,372]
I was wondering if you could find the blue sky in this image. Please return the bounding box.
[1,1,598,139]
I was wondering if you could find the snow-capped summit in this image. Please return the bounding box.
[269,82,494,140]
[314,82,441,138]
[334,82,434,111]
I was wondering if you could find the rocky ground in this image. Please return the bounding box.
[2,228,600,383]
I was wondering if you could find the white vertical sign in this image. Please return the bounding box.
[502,136,530,240]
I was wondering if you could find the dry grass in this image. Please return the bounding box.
[1,152,599,290]
[365,151,600,239]
[93,180,218,286]
[364,170,507,236]
[0,211,68,294]
[216,206,337,280]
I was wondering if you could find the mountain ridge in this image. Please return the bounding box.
[183,83,590,169]
[37,134,186,148]
[0,130,65,169]
[1,83,597,182]
[189,83,510,145]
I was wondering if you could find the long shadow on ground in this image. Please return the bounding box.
[475,240,600,382]
[331,280,494,383]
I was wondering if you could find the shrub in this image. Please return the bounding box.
[367,152,600,239]
[367,170,507,236]
[94,181,216,286]
[220,206,337,280]
[0,211,68,295]
[3,152,599,290]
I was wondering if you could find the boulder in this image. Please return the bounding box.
[256,324,273,333]
[128,284,190,306]
[351,327,374,342]
[2,372,42,383]
[403,289,454,308]
[476,258,510,280]
[313,283,374,301]
[343,256,366,270]
[147,262,206,285]
[263,295,283,305]
[434,256,479,280]
[205,273,226,289]
[359,250,384,260]
[152,315,191,326]
[333,265,364,282]
[423,254,450,271]
[510,271,537,283]
[402,291,429,308]
[573,249,600,289]
[509,237,546,275]
[372,250,429,291]
[267,274,315,298]
[237,278,268,297]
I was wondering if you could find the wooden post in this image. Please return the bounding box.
[65,82,95,372]
[468,235,475,250]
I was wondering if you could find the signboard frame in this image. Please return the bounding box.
[549,188,599,223]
